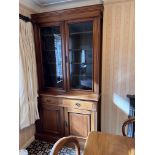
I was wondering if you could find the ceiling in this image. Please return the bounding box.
[20,0,103,13]
[32,0,84,6]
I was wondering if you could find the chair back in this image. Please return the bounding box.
[122,117,135,137]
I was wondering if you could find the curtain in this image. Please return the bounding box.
[19,19,39,130]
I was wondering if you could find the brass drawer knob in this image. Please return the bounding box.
[75,103,81,107]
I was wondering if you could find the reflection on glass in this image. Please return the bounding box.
[41,26,63,88]
[69,21,93,90]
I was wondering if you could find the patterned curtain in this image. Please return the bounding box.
[19,19,39,129]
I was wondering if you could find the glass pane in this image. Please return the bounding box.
[41,26,63,88]
[69,21,93,90]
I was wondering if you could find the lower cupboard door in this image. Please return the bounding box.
[41,104,64,137]
[65,109,91,138]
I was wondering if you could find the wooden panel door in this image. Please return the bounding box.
[40,104,64,137]
[64,108,91,138]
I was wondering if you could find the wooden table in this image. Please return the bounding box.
[83,131,135,155]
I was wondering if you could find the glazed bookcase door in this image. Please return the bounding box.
[66,20,94,91]
[39,24,66,91]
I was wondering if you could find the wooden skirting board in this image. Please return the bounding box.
[20,136,35,149]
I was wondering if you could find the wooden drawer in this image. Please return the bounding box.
[63,99,96,111]
[39,96,62,105]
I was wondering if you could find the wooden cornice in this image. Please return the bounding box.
[31,4,103,24]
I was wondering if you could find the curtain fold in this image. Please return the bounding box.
[19,19,39,130]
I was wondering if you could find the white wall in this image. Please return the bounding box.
[19,0,40,13]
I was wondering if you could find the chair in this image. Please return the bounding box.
[51,118,135,155]
[51,136,80,155]
[122,117,135,137]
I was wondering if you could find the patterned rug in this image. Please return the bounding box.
[26,140,83,155]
